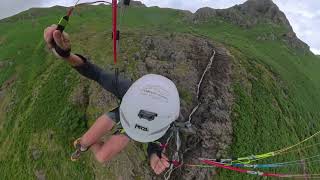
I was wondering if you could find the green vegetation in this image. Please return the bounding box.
[0,4,320,180]
[192,20,320,179]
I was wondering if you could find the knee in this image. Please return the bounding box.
[95,152,110,164]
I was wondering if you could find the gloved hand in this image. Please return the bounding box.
[43,24,71,59]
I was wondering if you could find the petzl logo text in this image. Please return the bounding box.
[135,124,148,132]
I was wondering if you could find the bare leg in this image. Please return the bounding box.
[91,134,130,163]
[80,114,115,147]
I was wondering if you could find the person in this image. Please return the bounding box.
[43,25,181,175]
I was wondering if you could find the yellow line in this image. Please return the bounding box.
[231,129,320,164]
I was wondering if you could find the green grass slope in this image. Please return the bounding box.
[0,4,320,180]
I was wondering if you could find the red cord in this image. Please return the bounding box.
[67,8,74,17]
[201,160,290,177]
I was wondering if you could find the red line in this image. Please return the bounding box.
[67,7,74,17]
[263,173,288,177]
[201,160,289,178]
[201,160,249,173]
[112,0,117,64]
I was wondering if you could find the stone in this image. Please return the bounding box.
[34,170,46,180]
[31,149,42,160]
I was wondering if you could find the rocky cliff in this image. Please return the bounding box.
[193,0,309,51]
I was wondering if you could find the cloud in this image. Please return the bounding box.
[142,0,246,12]
[0,0,75,19]
[0,0,41,19]
[311,48,320,55]
[42,0,74,7]
[274,0,320,54]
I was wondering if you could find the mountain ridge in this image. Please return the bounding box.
[5,0,308,52]
[193,0,289,27]
[193,0,309,51]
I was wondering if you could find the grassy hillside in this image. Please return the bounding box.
[202,23,320,179]
[1,4,320,180]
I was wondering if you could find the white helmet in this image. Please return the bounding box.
[119,74,180,143]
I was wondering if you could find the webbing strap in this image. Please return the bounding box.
[112,0,118,64]
[164,126,182,180]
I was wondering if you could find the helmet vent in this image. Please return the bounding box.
[138,110,158,121]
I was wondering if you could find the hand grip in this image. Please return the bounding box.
[57,15,69,32]
[51,15,71,58]
[51,15,69,46]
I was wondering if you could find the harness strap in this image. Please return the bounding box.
[164,125,183,179]
[112,0,118,64]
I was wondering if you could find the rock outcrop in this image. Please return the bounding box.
[193,0,309,51]
[119,0,146,7]
[194,0,290,28]
[129,1,146,7]
[282,31,309,52]
[130,33,233,180]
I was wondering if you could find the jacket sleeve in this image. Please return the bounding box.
[72,54,132,99]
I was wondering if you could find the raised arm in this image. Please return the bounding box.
[71,54,132,99]
[44,25,132,99]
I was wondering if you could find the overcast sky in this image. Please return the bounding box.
[0,0,319,55]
